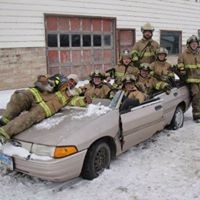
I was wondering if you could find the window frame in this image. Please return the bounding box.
[198,29,200,38]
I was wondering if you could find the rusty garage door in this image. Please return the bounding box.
[45,15,116,79]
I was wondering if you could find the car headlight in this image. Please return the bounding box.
[31,144,78,158]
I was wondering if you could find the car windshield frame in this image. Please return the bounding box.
[109,90,124,109]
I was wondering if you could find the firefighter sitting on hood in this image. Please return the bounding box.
[0,73,91,144]
[75,70,115,99]
[137,63,171,96]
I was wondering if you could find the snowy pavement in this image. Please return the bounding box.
[0,90,200,200]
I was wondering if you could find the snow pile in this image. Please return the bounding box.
[0,89,15,109]
[72,103,111,119]
[35,113,66,130]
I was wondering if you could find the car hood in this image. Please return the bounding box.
[14,105,117,147]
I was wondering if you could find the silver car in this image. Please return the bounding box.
[0,83,190,182]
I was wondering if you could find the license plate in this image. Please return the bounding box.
[0,152,14,171]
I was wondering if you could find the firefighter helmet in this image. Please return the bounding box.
[90,70,105,79]
[122,75,137,84]
[156,47,168,56]
[141,22,154,32]
[139,63,151,71]
[186,35,199,45]
[121,49,132,58]
[67,74,79,83]
[48,74,68,91]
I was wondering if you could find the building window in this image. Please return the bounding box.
[48,33,112,48]
[83,34,91,47]
[104,34,111,46]
[48,34,57,47]
[160,31,182,55]
[93,35,102,46]
[72,34,80,47]
[60,34,69,47]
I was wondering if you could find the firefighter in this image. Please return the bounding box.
[177,35,200,122]
[120,75,146,112]
[106,49,139,89]
[76,70,114,99]
[0,74,90,143]
[131,23,159,67]
[137,63,171,96]
[150,47,175,86]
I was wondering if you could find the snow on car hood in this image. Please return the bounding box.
[14,103,112,146]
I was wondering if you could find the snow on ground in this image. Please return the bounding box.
[0,89,200,200]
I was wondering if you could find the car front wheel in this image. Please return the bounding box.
[170,106,184,130]
[81,141,111,180]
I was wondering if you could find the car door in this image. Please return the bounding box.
[120,98,164,151]
[156,87,181,126]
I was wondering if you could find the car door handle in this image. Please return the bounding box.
[155,105,162,111]
[173,92,178,96]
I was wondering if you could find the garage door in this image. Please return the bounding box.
[45,15,116,79]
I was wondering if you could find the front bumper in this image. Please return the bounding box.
[13,150,87,182]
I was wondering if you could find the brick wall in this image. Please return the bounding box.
[0,47,47,90]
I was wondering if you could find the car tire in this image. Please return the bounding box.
[81,141,111,180]
[169,106,184,130]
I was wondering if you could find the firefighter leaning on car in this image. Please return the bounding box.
[131,23,160,68]
[106,49,139,89]
[136,63,171,96]
[0,73,91,143]
[150,47,175,87]
[75,70,115,99]
[177,35,200,123]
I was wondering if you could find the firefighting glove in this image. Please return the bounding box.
[180,70,186,76]
[84,95,92,104]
